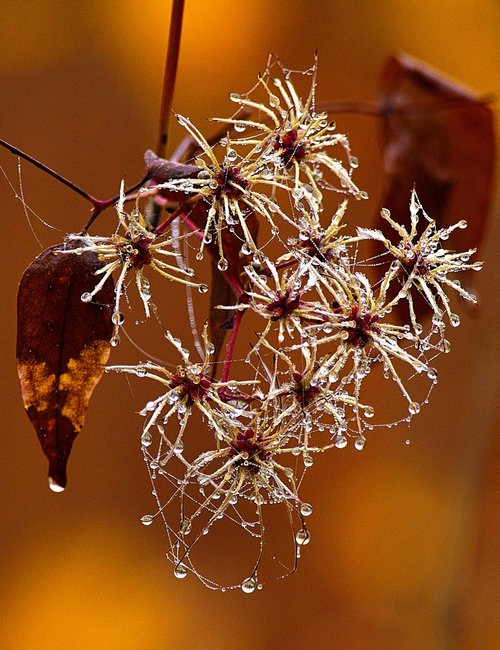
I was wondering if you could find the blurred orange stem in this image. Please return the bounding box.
[155,0,185,159]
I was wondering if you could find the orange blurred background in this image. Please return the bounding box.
[1,1,499,648]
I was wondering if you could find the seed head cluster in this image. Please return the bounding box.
[69,56,482,592]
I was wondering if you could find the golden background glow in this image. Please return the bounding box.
[1,1,498,648]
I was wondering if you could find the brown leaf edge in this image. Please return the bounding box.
[377,52,495,320]
[16,239,115,491]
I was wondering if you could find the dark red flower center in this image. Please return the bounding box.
[274,129,307,165]
[214,165,248,200]
[344,305,380,347]
[169,373,212,404]
[292,371,321,407]
[230,428,269,464]
[266,289,302,321]
[123,233,153,269]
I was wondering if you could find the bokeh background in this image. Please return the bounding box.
[1,1,498,648]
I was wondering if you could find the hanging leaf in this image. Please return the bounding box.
[376,53,495,319]
[17,239,115,491]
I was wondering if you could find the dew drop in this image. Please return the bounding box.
[229,92,241,102]
[303,455,314,467]
[141,431,153,447]
[295,528,311,545]
[110,335,120,347]
[48,477,65,493]
[408,401,420,415]
[198,283,209,294]
[300,503,313,517]
[241,577,256,594]
[427,368,438,381]
[136,365,147,377]
[217,259,229,272]
[234,122,246,133]
[174,563,188,579]
[349,155,359,168]
[363,406,375,419]
[140,514,154,526]
[450,313,461,327]
[334,434,348,449]
[111,311,125,325]
[81,292,92,303]
[354,437,366,451]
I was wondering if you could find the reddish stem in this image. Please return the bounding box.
[0,137,101,205]
[220,309,244,383]
[156,0,185,159]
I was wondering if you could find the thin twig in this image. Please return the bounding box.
[155,0,185,159]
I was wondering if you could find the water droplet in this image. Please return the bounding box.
[174,563,188,579]
[140,514,154,526]
[471,261,483,271]
[217,259,228,272]
[427,368,438,381]
[234,122,246,133]
[354,437,366,451]
[363,406,375,419]
[241,242,252,255]
[241,577,256,594]
[111,311,125,325]
[303,455,314,467]
[442,339,451,353]
[450,313,461,327]
[295,528,311,545]
[408,401,420,415]
[300,503,313,517]
[136,365,147,377]
[141,431,153,447]
[48,477,65,493]
[230,92,241,102]
[81,292,92,303]
[110,335,120,347]
[198,283,209,294]
[405,439,411,445]
[334,435,348,449]
[349,155,359,168]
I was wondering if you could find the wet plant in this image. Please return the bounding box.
[8,1,493,592]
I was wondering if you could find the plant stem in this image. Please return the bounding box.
[221,309,244,383]
[155,0,185,159]
[0,137,100,204]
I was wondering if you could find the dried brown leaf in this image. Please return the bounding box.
[17,240,115,491]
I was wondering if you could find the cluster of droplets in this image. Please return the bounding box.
[95,58,481,592]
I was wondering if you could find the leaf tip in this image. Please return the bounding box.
[48,476,65,493]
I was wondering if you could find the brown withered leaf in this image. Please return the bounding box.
[377,53,495,319]
[17,240,114,491]
[186,202,259,365]
[144,149,199,182]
